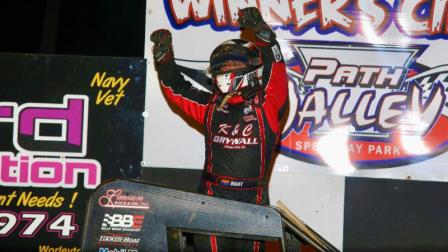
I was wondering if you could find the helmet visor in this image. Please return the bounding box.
[209,46,262,75]
[209,60,252,76]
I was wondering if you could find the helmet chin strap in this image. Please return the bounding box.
[216,91,241,111]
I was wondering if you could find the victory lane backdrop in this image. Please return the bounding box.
[0,53,146,251]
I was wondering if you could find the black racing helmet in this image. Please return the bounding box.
[209,39,263,96]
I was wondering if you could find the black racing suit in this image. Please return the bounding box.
[155,38,288,251]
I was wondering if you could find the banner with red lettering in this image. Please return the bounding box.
[144,0,448,182]
[0,54,146,251]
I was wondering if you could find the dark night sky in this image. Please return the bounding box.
[0,0,146,57]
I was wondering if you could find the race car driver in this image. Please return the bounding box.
[150,7,288,251]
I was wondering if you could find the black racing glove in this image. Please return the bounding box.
[150,29,174,64]
[237,7,276,43]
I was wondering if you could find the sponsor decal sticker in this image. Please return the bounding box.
[99,247,138,252]
[218,178,244,187]
[101,214,144,232]
[272,45,282,62]
[98,233,140,247]
[98,189,150,210]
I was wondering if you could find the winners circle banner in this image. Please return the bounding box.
[145,0,448,181]
[0,54,146,251]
